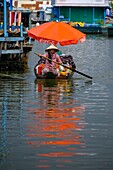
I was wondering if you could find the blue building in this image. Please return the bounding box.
[51,0,111,25]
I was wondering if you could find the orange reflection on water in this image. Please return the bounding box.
[27,106,85,140]
[27,105,85,153]
[27,80,86,168]
[36,165,51,168]
[37,151,76,157]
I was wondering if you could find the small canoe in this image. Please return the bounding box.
[34,54,76,79]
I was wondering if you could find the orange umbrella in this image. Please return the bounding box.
[27,21,86,46]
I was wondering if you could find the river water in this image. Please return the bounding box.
[0,35,113,170]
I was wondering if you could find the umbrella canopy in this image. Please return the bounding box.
[27,21,86,46]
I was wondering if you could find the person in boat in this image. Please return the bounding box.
[38,44,63,77]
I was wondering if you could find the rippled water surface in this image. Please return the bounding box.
[0,35,113,170]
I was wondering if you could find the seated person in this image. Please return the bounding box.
[38,44,62,76]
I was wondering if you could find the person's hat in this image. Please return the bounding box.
[45,44,59,52]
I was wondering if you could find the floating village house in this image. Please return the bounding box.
[51,0,110,25]
[0,0,36,71]
[0,0,52,72]
[13,0,52,24]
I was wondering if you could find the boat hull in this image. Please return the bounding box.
[34,67,74,79]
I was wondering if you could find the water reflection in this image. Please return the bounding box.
[0,79,26,169]
[1,35,113,170]
[0,96,7,168]
[27,79,86,168]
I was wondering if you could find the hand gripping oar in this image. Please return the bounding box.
[34,52,93,79]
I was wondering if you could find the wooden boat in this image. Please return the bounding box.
[34,54,76,79]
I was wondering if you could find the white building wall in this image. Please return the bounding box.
[55,0,109,6]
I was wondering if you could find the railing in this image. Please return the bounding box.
[0,22,23,37]
[50,18,70,22]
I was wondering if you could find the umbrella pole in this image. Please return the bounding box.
[34,52,93,80]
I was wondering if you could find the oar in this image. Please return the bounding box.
[34,52,93,79]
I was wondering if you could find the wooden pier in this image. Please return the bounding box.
[0,0,32,71]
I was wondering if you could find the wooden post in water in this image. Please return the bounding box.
[3,0,8,37]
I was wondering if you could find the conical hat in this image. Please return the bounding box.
[45,44,59,52]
